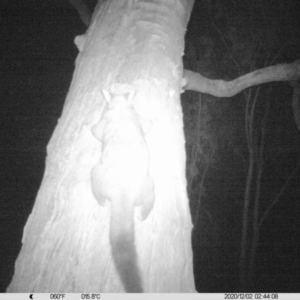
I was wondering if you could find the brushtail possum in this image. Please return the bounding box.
[91,92,154,292]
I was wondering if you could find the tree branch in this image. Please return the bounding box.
[183,59,300,97]
[68,0,92,27]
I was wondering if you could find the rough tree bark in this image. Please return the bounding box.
[7,0,196,293]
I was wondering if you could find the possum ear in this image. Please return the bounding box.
[91,120,105,141]
[102,89,111,103]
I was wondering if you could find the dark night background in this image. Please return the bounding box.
[1,0,299,293]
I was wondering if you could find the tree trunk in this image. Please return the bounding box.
[7,0,196,293]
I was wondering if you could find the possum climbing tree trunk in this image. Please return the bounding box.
[7,0,196,293]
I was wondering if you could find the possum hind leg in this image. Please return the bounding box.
[135,175,155,221]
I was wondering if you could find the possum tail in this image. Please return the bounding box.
[110,200,143,293]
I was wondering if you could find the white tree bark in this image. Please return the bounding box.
[7,0,196,293]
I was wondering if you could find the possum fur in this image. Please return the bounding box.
[91,94,154,292]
